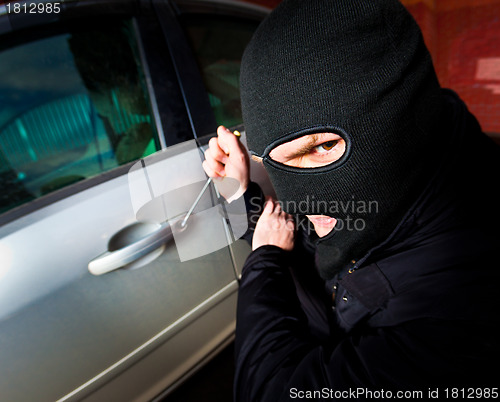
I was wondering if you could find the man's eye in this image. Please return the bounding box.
[314,140,338,153]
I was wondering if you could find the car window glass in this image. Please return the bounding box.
[180,14,260,128]
[0,19,160,215]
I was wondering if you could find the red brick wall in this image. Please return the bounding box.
[240,0,281,8]
[403,0,500,137]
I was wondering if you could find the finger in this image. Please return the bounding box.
[207,137,229,163]
[263,199,274,214]
[273,201,282,214]
[202,160,224,178]
[217,126,230,154]
[217,125,243,156]
[263,196,277,213]
[203,149,227,175]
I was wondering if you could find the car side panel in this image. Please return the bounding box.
[0,173,236,401]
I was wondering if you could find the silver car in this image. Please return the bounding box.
[0,0,273,400]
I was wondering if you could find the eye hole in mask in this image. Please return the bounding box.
[268,132,347,168]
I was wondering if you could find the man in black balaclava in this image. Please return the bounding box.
[203,0,500,400]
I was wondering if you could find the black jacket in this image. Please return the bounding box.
[234,91,500,401]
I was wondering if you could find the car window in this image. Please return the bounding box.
[180,14,260,128]
[0,19,160,215]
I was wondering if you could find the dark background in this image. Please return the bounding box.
[162,344,235,402]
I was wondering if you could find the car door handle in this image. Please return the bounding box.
[88,222,173,275]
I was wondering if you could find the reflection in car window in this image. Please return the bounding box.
[180,15,259,128]
[0,20,160,215]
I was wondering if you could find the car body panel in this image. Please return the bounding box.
[0,0,273,400]
[0,150,239,401]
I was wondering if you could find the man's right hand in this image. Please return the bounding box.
[202,125,250,202]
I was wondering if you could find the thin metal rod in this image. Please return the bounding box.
[180,177,212,228]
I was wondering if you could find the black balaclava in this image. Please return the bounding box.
[240,0,445,280]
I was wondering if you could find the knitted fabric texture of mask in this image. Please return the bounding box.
[240,0,445,279]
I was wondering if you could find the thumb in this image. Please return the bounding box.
[217,125,241,156]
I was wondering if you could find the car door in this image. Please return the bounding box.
[0,1,240,401]
[172,0,274,277]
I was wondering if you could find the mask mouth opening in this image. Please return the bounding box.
[261,125,353,174]
[314,224,338,243]
[288,214,338,245]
